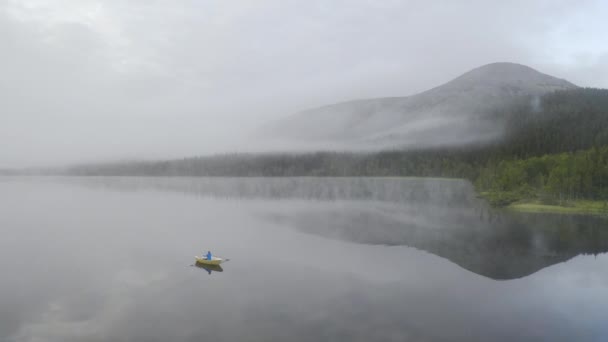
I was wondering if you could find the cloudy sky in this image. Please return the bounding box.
[1,0,607,167]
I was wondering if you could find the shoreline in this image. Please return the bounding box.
[507,200,608,215]
[477,191,608,215]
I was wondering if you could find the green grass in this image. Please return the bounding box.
[508,200,608,215]
[477,189,608,215]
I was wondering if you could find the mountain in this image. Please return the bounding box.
[267,62,577,148]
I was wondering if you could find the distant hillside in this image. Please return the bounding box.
[66,88,608,177]
[66,88,608,205]
[267,62,576,148]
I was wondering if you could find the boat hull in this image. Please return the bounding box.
[195,256,224,265]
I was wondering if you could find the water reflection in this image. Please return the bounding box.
[2,177,608,341]
[53,176,608,280]
[194,263,224,274]
[267,205,608,279]
[55,176,478,205]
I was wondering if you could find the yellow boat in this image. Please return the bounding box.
[195,255,224,266]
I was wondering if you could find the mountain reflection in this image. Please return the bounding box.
[266,206,608,280]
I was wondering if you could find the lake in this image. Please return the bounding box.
[1,176,607,342]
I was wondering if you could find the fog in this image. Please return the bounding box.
[1,0,608,167]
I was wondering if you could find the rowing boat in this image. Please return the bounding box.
[195,256,224,265]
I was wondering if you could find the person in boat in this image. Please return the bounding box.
[206,250,213,260]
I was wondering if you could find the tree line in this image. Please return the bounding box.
[67,88,608,204]
[476,146,608,205]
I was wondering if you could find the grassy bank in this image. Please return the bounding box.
[508,200,608,215]
[479,191,608,214]
[478,191,608,215]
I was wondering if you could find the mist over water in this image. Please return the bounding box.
[54,176,608,279]
[2,176,607,342]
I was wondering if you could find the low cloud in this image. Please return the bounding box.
[0,0,607,167]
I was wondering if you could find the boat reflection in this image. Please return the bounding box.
[194,262,224,274]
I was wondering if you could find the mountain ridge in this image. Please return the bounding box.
[267,62,577,148]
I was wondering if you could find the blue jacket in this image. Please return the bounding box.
[206,251,213,260]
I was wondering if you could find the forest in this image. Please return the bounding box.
[67,88,608,206]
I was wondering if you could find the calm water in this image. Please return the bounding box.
[1,176,607,342]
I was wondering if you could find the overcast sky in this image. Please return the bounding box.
[1,0,607,167]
